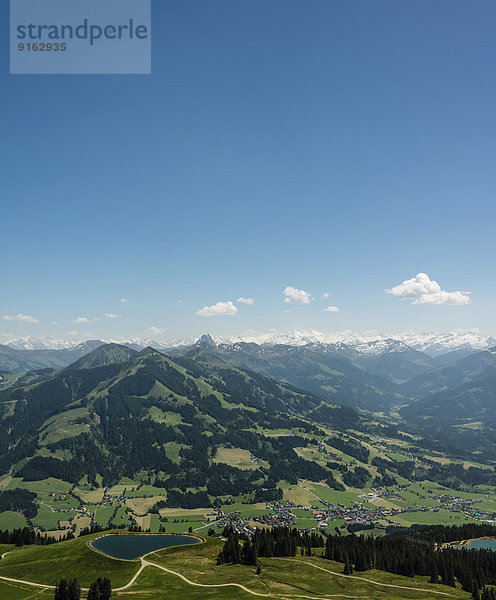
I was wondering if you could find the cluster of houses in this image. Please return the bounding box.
[45,490,125,523]
[213,510,257,536]
[209,486,496,536]
[311,498,401,529]
[432,493,493,520]
[211,498,403,535]
[251,503,296,528]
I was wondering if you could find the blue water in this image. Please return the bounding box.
[90,534,200,560]
[464,539,496,551]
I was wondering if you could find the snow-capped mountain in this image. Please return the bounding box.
[226,329,366,347]
[3,329,494,357]
[4,338,104,354]
[220,329,496,356]
[350,339,414,356]
[3,336,157,352]
[2,335,83,350]
[392,330,496,355]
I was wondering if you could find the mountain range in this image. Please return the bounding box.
[0,340,103,374]
[1,333,496,499]
[1,332,496,454]
[175,337,405,411]
[0,344,358,496]
[2,328,495,355]
[1,333,495,414]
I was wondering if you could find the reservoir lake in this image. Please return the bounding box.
[90,534,200,560]
[464,539,496,551]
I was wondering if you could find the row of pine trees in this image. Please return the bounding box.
[53,577,111,600]
[218,525,496,599]
[217,526,324,565]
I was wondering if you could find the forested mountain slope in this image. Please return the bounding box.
[0,345,359,499]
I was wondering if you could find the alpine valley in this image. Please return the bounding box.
[2,333,496,600]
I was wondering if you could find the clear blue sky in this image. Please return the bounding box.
[1,0,495,343]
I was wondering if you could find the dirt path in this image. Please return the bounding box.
[0,575,56,590]
[0,555,459,598]
[141,559,372,599]
[112,561,148,591]
[141,559,272,596]
[0,559,272,597]
[276,559,455,596]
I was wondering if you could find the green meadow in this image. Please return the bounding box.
[0,533,472,600]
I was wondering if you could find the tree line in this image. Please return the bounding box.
[0,488,37,518]
[217,524,496,598]
[0,526,74,547]
[54,577,111,600]
[218,526,324,566]
[0,524,112,548]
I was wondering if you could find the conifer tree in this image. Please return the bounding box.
[68,578,81,600]
[96,577,112,600]
[429,562,438,584]
[354,551,368,572]
[54,579,69,600]
[86,583,100,600]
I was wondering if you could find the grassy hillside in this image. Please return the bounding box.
[66,343,138,371]
[0,534,139,587]
[194,341,405,411]
[0,533,471,600]
[401,348,496,397]
[0,341,103,374]
[0,346,360,517]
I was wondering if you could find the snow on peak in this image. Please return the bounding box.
[3,335,84,350]
[351,339,413,355]
[392,330,496,355]
[2,329,494,357]
[220,329,496,356]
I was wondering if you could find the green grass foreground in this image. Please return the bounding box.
[0,532,473,600]
[0,532,139,587]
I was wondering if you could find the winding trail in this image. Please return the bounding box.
[126,560,368,599]
[0,555,460,598]
[275,559,455,596]
[137,559,271,596]
[112,560,149,591]
[0,574,56,590]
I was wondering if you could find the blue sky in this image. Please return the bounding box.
[1,0,495,343]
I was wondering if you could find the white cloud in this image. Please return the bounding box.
[386,273,471,306]
[283,286,312,304]
[73,316,98,323]
[104,313,122,319]
[49,321,59,325]
[324,306,340,312]
[237,297,254,305]
[3,313,39,323]
[321,293,330,300]
[146,326,166,336]
[68,330,78,336]
[120,298,129,303]
[197,301,238,317]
